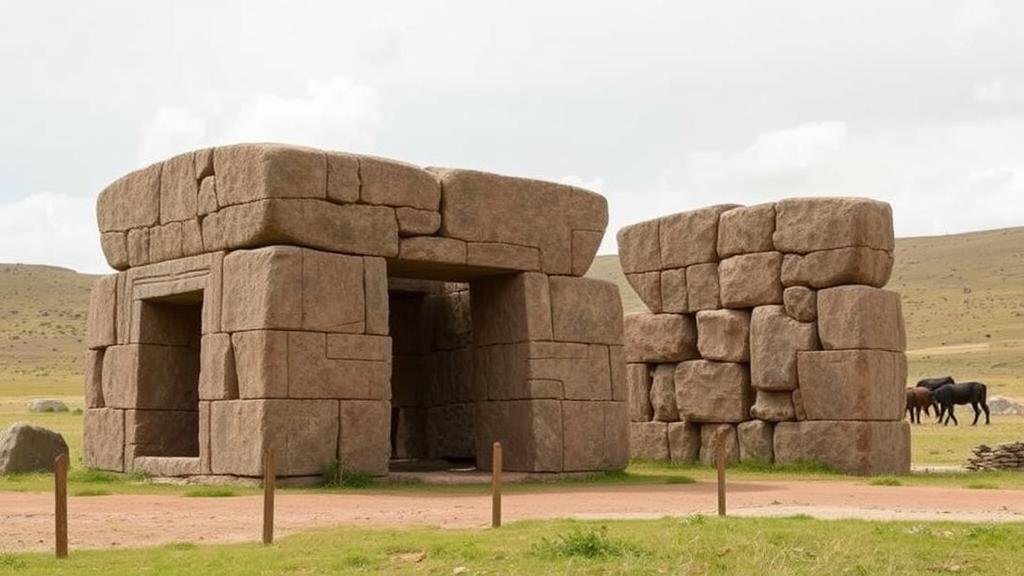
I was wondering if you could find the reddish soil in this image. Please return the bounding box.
[3,480,1024,552]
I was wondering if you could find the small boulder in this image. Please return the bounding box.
[0,423,69,474]
[26,399,69,413]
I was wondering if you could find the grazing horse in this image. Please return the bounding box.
[934,382,990,426]
[905,387,936,424]
[916,376,954,391]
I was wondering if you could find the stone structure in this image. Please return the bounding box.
[618,198,910,475]
[966,442,1024,471]
[0,423,69,474]
[84,143,628,479]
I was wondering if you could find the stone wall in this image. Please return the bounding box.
[617,198,910,475]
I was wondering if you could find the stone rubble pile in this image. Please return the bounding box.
[966,442,1024,471]
[617,197,911,475]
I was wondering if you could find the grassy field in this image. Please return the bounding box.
[4,516,1024,575]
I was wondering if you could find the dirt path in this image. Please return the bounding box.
[4,480,1024,552]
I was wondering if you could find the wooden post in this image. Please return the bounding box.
[54,453,68,558]
[262,448,275,545]
[491,441,502,528]
[716,440,727,517]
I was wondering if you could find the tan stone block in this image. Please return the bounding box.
[562,401,605,471]
[87,275,118,349]
[399,236,467,264]
[84,408,124,471]
[617,219,660,273]
[817,286,906,352]
[781,247,894,288]
[718,252,783,308]
[301,249,366,333]
[199,401,211,473]
[288,331,390,400]
[625,272,662,313]
[604,401,630,469]
[668,421,701,462]
[572,229,603,276]
[675,360,752,423]
[686,263,720,311]
[197,176,218,215]
[737,420,774,463]
[125,409,198,457]
[131,456,201,477]
[326,151,360,204]
[472,344,528,400]
[160,151,198,223]
[797,350,907,420]
[359,257,387,336]
[100,344,199,410]
[148,222,183,262]
[783,286,817,322]
[127,227,149,267]
[222,246,302,331]
[659,204,739,268]
[475,399,563,472]
[792,389,808,421]
[232,331,289,398]
[623,313,698,363]
[700,423,739,465]
[466,242,542,271]
[100,232,129,270]
[360,155,440,210]
[773,197,894,253]
[750,305,819,391]
[395,207,442,236]
[609,346,627,402]
[529,344,612,400]
[626,363,652,422]
[717,203,775,257]
[182,219,204,256]
[773,420,910,475]
[696,309,751,362]
[339,400,390,475]
[326,333,392,362]
[750,390,796,421]
[650,364,679,421]
[97,161,161,232]
[194,148,214,179]
[549,277,623,345]
[199,334,237,400]
[471,273,552,345]
[630,421,668,460]
[660,267,688,313]
[85,349,104,408]
[213,143,327,205]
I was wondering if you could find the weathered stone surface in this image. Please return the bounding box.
[160,151,198,223]
[288,331,390,399]
[617,219,660,273]
[773,197,894,254]
[197,176,218,215]
[194,148,214,179]
[572,230,604,276]
[363,257,389,336]
[395,207,442,236]
[750,305,819,391]
[360,155,440,210]
[696,309,751,362]
[610,346,627,402]
[783,286,817,322]
[750,390,796,421]
[125,409,198,458]
[149,222,183,262]
[0,424,69,474]
[773,420,910,474]
[603,401,630,470]
[630,421,668,460]
[85,349,104,408]
[792,389,808,421]
[97,162,161,232]
[300,249,366,333]
[667,421,701,462]
[686,263,720,311]
[213,144,327,206]
[399,236,467,264]
[660,268,688,313]
[549,277,623,345]
[472,273,552,345]
[675,360,752,423]
[625,272,662,313]
[659,205,738,268]
[466,242,541,271]
[718,252,783,308]
[327,334,392,362]
[475,399,563,472]
[132,456,201,477]
[527,343,613,400]
[100,232,129,270]
[222,246,303,331]
[326,151,359,204]
[718,203,775,258]
[781,247,893,289]
[626,364,652,422]
[182,219,204,256]
[87,275,118,349]
[650,364,679,422]
[797,350,907,420]
[623,313,698,363]
[700,423,739,465]
[232,331,289,398]
[26,399,68,412]
[737,420,774,463]
[339,400,390,475]
[562,401,613,471]
[817,286,906,352]
[127,227,149,267]
[84,408,124,471]
[199,334,237,400]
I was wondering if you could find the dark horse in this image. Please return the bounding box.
[934,382,990,426]
[916,376,954,391]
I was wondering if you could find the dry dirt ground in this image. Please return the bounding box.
[4,480,1024,553]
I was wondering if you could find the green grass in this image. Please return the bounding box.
[869,477,903,487]
[5,517,1024,575]
[183,487,238,498]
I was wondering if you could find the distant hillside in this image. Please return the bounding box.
[1,226,1021,397]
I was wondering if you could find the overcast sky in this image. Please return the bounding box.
[1,0,1022,273]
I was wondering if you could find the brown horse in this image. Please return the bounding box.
[906,386,936,424]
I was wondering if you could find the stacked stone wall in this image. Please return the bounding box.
[617,198,911,475]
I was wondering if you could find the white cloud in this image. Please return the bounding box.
[952,0,1001,42]
[0,191,107,273]
[972,79,1007,103]
[138,76,382,164]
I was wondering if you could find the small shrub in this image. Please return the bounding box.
[321,460,374,488]
[0,555,27,570]
[70,469,116,484]
[534,525,639,559]
[666,475,696,485]
[184,487,237,498]
[869,477,902,486]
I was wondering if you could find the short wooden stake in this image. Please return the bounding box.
[491,441,502,528]
[716,441,727,517]
[54,453,68,558]
[262,448,275,545]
